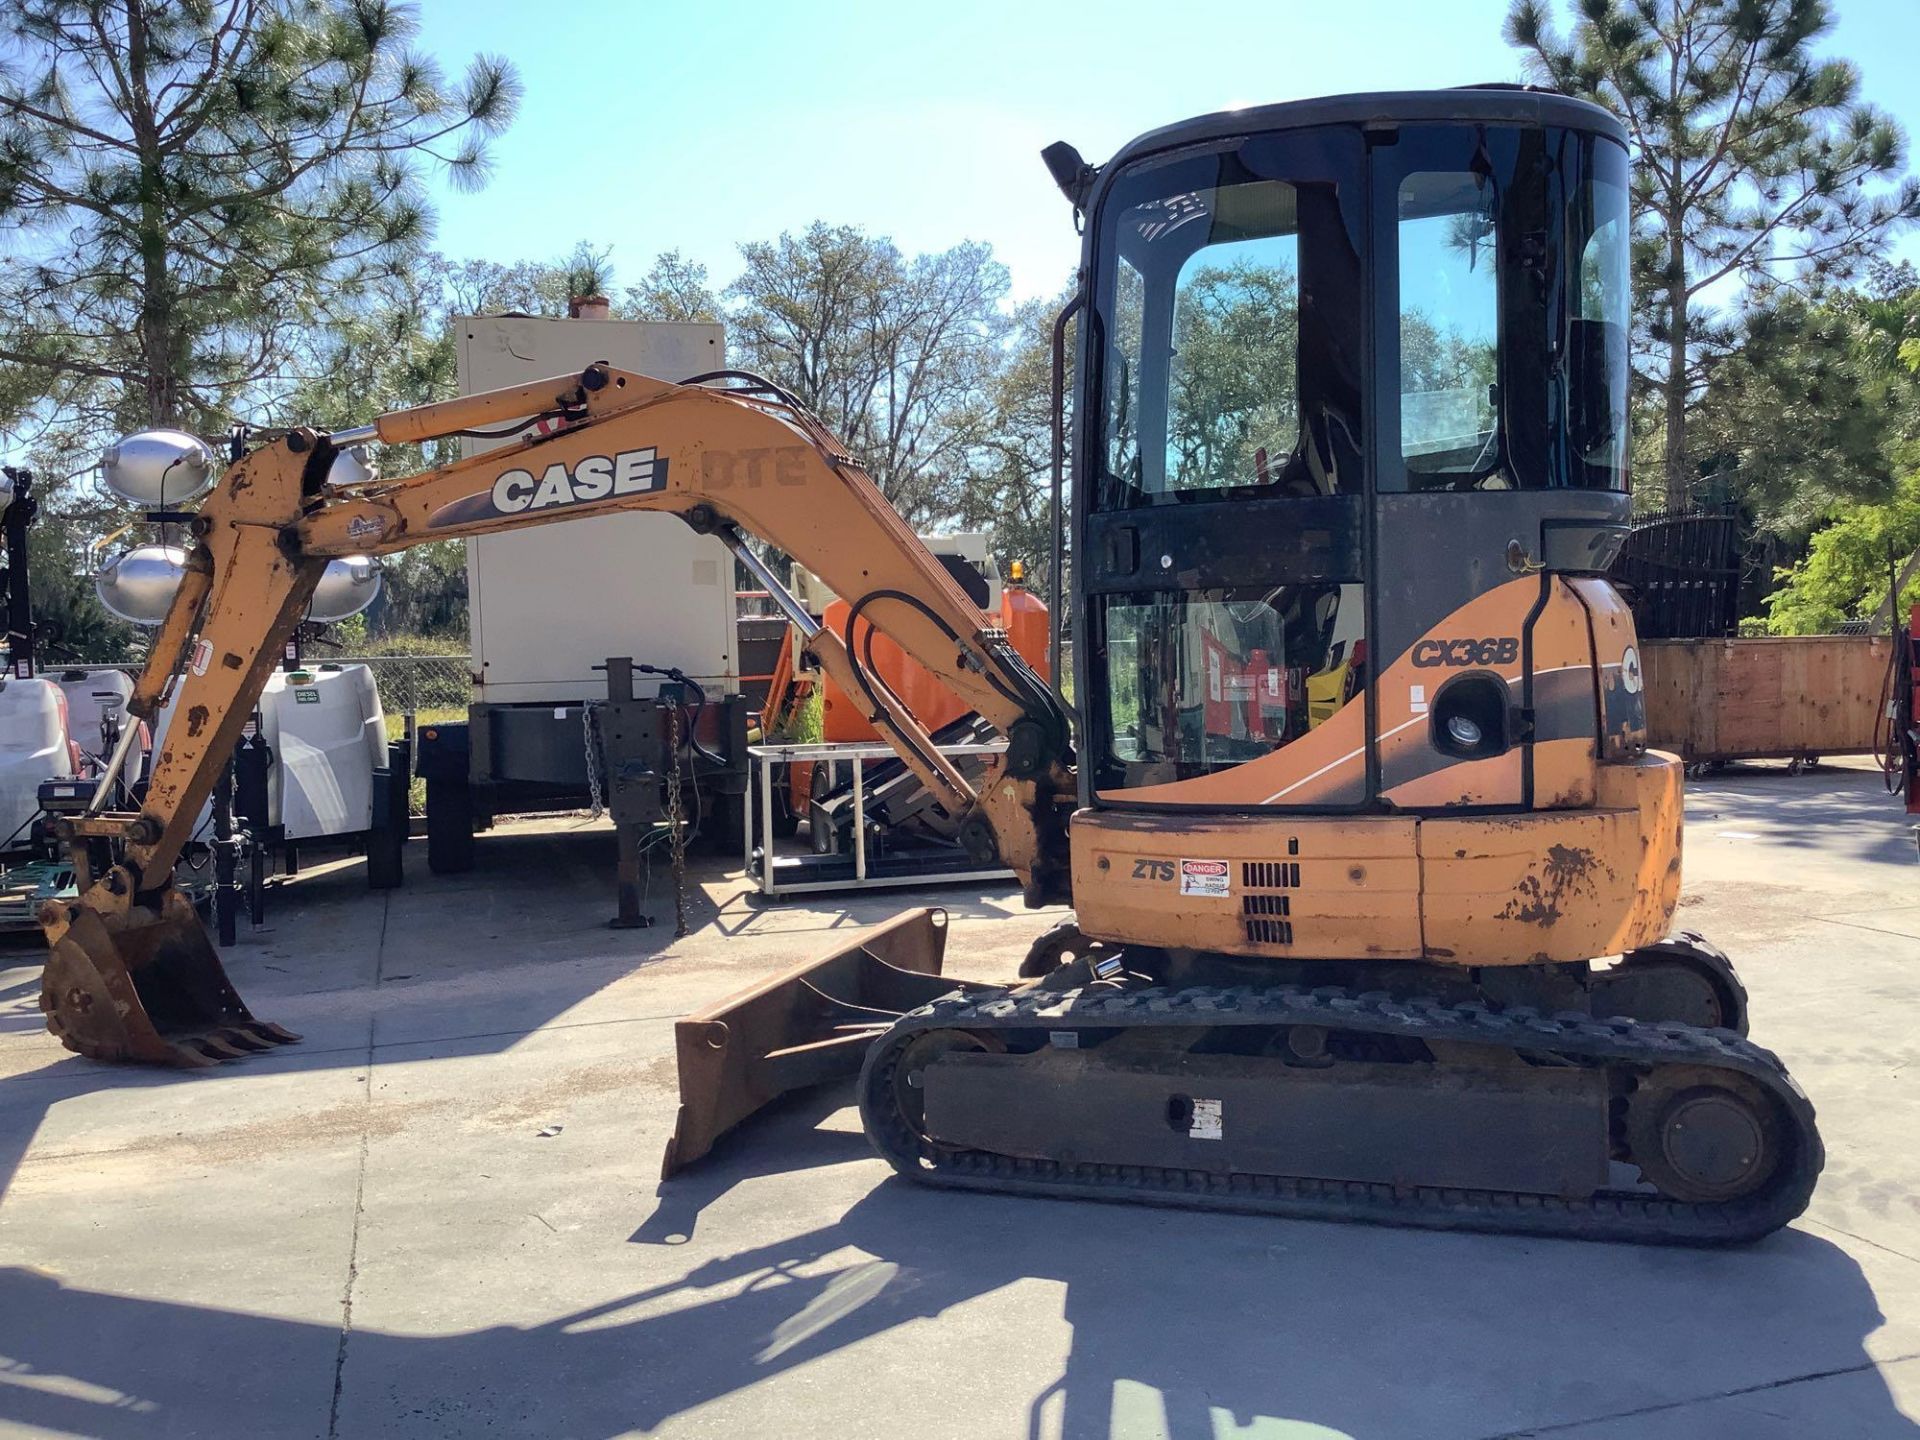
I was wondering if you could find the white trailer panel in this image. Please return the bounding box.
[455,316,733,706]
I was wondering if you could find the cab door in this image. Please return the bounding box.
[1366,120,1634,812]
[1077,125,1376,813]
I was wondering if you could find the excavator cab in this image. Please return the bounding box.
[1057,91,1677,967]
[1077,94,1633,802]
[840,90,1813,1243]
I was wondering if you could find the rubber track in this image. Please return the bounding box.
[858,982,1822,1245]
[1606,931,1750,1037]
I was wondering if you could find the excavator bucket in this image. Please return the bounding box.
[38,887,298,1067]
[661,906,992,1177]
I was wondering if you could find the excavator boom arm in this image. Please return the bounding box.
[110,366,1072,897]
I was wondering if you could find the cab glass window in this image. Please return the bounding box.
[1100,584,1365,788]
[1106,256,1145,480]
[1091,132,1365,509]
[1572,175,1631,488]
[1166,220,1301,492]
[1379,129,1632,493]
[1398,171,1501,486]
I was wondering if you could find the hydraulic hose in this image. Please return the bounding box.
[636,663,729,770]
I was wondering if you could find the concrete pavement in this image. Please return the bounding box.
[0,766,1916,1439]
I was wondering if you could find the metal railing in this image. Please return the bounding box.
[1610,506,1747,640]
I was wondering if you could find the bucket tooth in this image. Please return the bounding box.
[38,884,297,1068]
[661,907,998,1178]
[190,1034,253,1061]
[211,1025,276,1054]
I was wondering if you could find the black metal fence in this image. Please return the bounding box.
[1610,506,1747,640]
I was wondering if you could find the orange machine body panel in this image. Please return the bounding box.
[1101,578,1603,811]
[1070,751,1679,967]
[1071,574,1678,966]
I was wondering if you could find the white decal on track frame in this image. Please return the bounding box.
[1190,1097,1224,1140]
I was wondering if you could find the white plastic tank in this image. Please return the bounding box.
[260,666,387,841]
[57,668,144,769]
[148,663,386,842]
[0,678,74,851]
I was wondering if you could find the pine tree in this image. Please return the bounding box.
[1506,0,1919,510]
[0,0,519,440]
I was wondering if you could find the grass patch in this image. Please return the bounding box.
[770,689,824,744]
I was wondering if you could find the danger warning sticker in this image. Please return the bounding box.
[1179,858,1230,898]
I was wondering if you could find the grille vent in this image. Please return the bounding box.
[1241,892,1293,946]
[1242,860,1301,889]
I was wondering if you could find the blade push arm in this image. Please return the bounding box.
[111,366,1074,901]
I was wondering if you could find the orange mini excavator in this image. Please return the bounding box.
[39,88,1818,1244]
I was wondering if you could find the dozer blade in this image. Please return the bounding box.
[38,888,299,1068]
[661,906,996,1178]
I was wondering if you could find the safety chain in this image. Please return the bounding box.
[582,702,604,820]
[666,705,689,938]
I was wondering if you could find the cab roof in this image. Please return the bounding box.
[1085,87,1627,214]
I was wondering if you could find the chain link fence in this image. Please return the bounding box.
[44,655,473,722]
[343,655,472,720]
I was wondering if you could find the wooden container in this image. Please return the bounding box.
[1641,636,1893,762]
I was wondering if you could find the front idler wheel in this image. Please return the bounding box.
[1627,1068,1783,1205]
[890,1028,1004,1159]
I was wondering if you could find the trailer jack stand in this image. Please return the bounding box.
[609,822,655,929]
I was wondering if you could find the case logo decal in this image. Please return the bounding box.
[426,449,667,528]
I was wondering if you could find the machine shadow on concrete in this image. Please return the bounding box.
[0,807,1034,1223]
[0,825,734,1203]
[0,1092,1912,1440]
[613,1091,1920,1440]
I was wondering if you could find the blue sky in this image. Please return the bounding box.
[415,0,1920,304]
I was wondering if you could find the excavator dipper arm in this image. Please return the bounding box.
[37,367,1072,1067]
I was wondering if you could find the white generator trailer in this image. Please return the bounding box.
[413,315,750,888]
